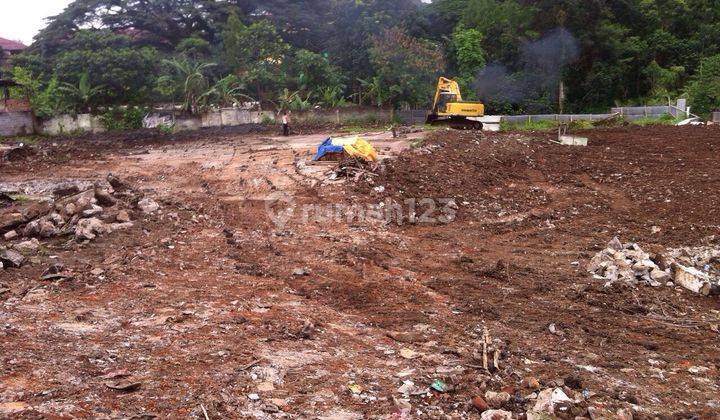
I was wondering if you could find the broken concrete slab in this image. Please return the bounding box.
[673,263,712,296]
[137,198,160,213]
[0,249,25,268]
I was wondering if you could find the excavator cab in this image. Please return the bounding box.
[427,77,484,130]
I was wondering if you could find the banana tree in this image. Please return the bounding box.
[159,59,216,114]
[58,72,104,113]
[199,75,256,108]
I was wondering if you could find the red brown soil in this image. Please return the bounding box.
[1,125,719,418]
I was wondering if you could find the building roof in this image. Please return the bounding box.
[0,38,27,51]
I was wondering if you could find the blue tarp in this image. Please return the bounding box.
[313,137,344,161]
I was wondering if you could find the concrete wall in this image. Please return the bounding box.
[40,114,105,135]
[291,108,392,125]
[199,109,275,128]
[0,111,34,136]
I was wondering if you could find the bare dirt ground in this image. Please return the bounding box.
[1,124,719,419]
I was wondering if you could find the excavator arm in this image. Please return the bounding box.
[427,77,484,130]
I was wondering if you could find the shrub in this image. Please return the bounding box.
[99,107,147,131]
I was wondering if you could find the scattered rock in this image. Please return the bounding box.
[75,217,111,241]
[12,238,40,255]
[533,387,572,413]
[521,376,541,390]
[471,395,489,412]
[38,219,57,238]
[0,249,25,268]
[399,348,419,359]
[64,202,78,216]
[673,263,713,295]
[116,210,131,223]
[94,188,116,207]
[484,391,511,407]
[3,230,18,240]
[587,237,720,294]
[22,220,40,237]
[0,212,25,234]
[480,409,512,420]
[292,267,309,276]
[105,380,142,392]
[137,198,160,213]
[82,204,104,218]
[53,183,81,198]
[107,173,131,191]
[41,264,72,281]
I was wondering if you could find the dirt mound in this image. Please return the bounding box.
[358,131,550,223]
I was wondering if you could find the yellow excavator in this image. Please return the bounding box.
[426,77,484,130]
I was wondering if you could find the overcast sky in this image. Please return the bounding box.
[1,0,73,45]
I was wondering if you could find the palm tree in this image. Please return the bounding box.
[159,59,216,114]
[58,72,104,113]
[199,75,256,109]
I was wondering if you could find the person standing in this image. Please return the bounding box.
[282,111,290,136]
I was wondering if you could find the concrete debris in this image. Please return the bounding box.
[12,238,40,255]
[0,175,147,250]
[53,182,81,198]
[587,237,720,294]
[673,264,713,296]
[75,218,112,241]
[137,198,160,213]
[0,249,25,268]
[107,173,131,191]
[484,390,511,407]
[532,387,573,413]
[82,204,104,218]
[94,188,116,207]
[480,409,513,420]
[116,210,131,223]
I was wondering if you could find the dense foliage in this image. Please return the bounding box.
[9,0,720,116]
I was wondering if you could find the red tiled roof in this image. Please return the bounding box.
[0,38,27,51]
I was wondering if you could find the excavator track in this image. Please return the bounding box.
[426,115,483,130]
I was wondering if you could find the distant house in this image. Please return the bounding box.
[0,37,27,76]
[0,38,29,112]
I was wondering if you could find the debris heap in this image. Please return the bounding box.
[587,237,720,295]
[0,174,159,270]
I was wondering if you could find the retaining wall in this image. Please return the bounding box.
[0,111,34,136]
[40,114,105,135]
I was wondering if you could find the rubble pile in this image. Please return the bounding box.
[0,174,159,270]
[587,237,720,295]
[331,157,381,182]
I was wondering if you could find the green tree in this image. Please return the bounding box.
[451,26,485,95]
[368,28,445,108]
[10,67,68,118]
[53,31,159,107]
[158,58,216,114]
[685,54,720,116]
[222,13,289,104]
[200,74,255,108]
[287,49,343,98]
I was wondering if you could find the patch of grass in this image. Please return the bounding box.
[500,119,559,131]
[631,114,681,126]
[568,119,594,130]
[410,137,426,149]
